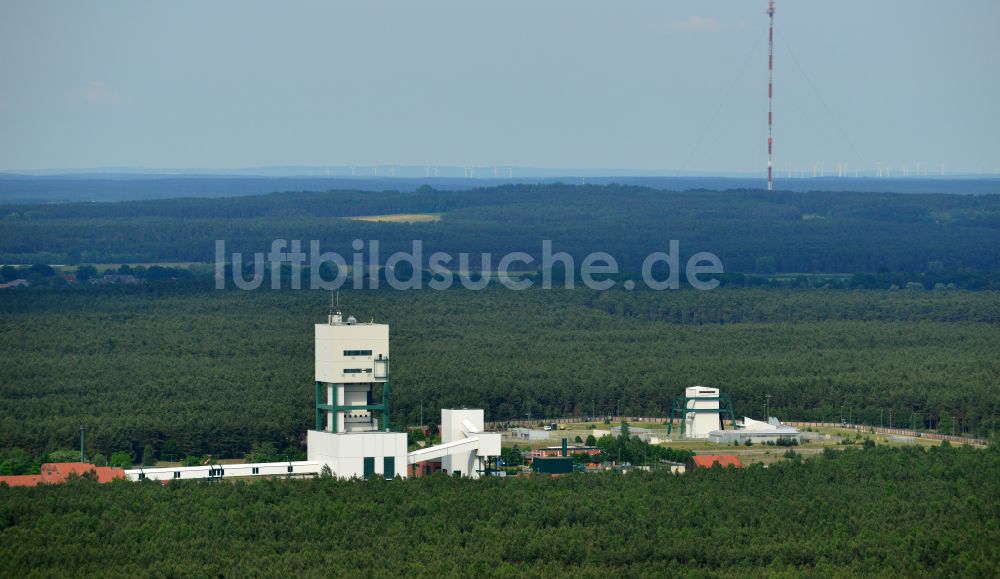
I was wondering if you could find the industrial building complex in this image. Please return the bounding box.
[112,304,800,484]
[125,305,500,482]
[709,416,801,445]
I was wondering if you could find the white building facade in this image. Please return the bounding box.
[684,386,722,439]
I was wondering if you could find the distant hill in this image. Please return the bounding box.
[0,173,996,204]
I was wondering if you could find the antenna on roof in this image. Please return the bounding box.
[329,291,342,325]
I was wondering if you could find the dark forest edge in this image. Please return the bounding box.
[1,445,998,576]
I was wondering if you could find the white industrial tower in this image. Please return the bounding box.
[313,305,390,434]
[126,305,500,481]
[307,304,406,479]
[667,386,738,440]
[307,303,500,479]
[684,386,722,438]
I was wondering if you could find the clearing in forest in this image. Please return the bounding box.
[347,213,443,223]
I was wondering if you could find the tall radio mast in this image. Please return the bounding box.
[767,1,775,191]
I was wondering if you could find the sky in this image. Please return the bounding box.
[1,0,998,175]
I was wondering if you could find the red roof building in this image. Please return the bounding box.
[689,455,743,469]
[0,462,125,487]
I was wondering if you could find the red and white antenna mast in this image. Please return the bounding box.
[767,1,775,191]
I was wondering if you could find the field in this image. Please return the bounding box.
[348,212,444,223]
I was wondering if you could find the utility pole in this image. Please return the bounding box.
[880,408,884,428]
[765,393,771,420]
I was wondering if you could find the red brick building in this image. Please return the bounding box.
[688,455,743,469]
[0,462,125,487]
[407,459,442,478]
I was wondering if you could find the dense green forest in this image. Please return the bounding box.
[3,185,1000,273]
[1,287,997,459]
[1,445,997,576]
[2,182,998,574]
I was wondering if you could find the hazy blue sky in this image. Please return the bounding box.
[1,1,998,174]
